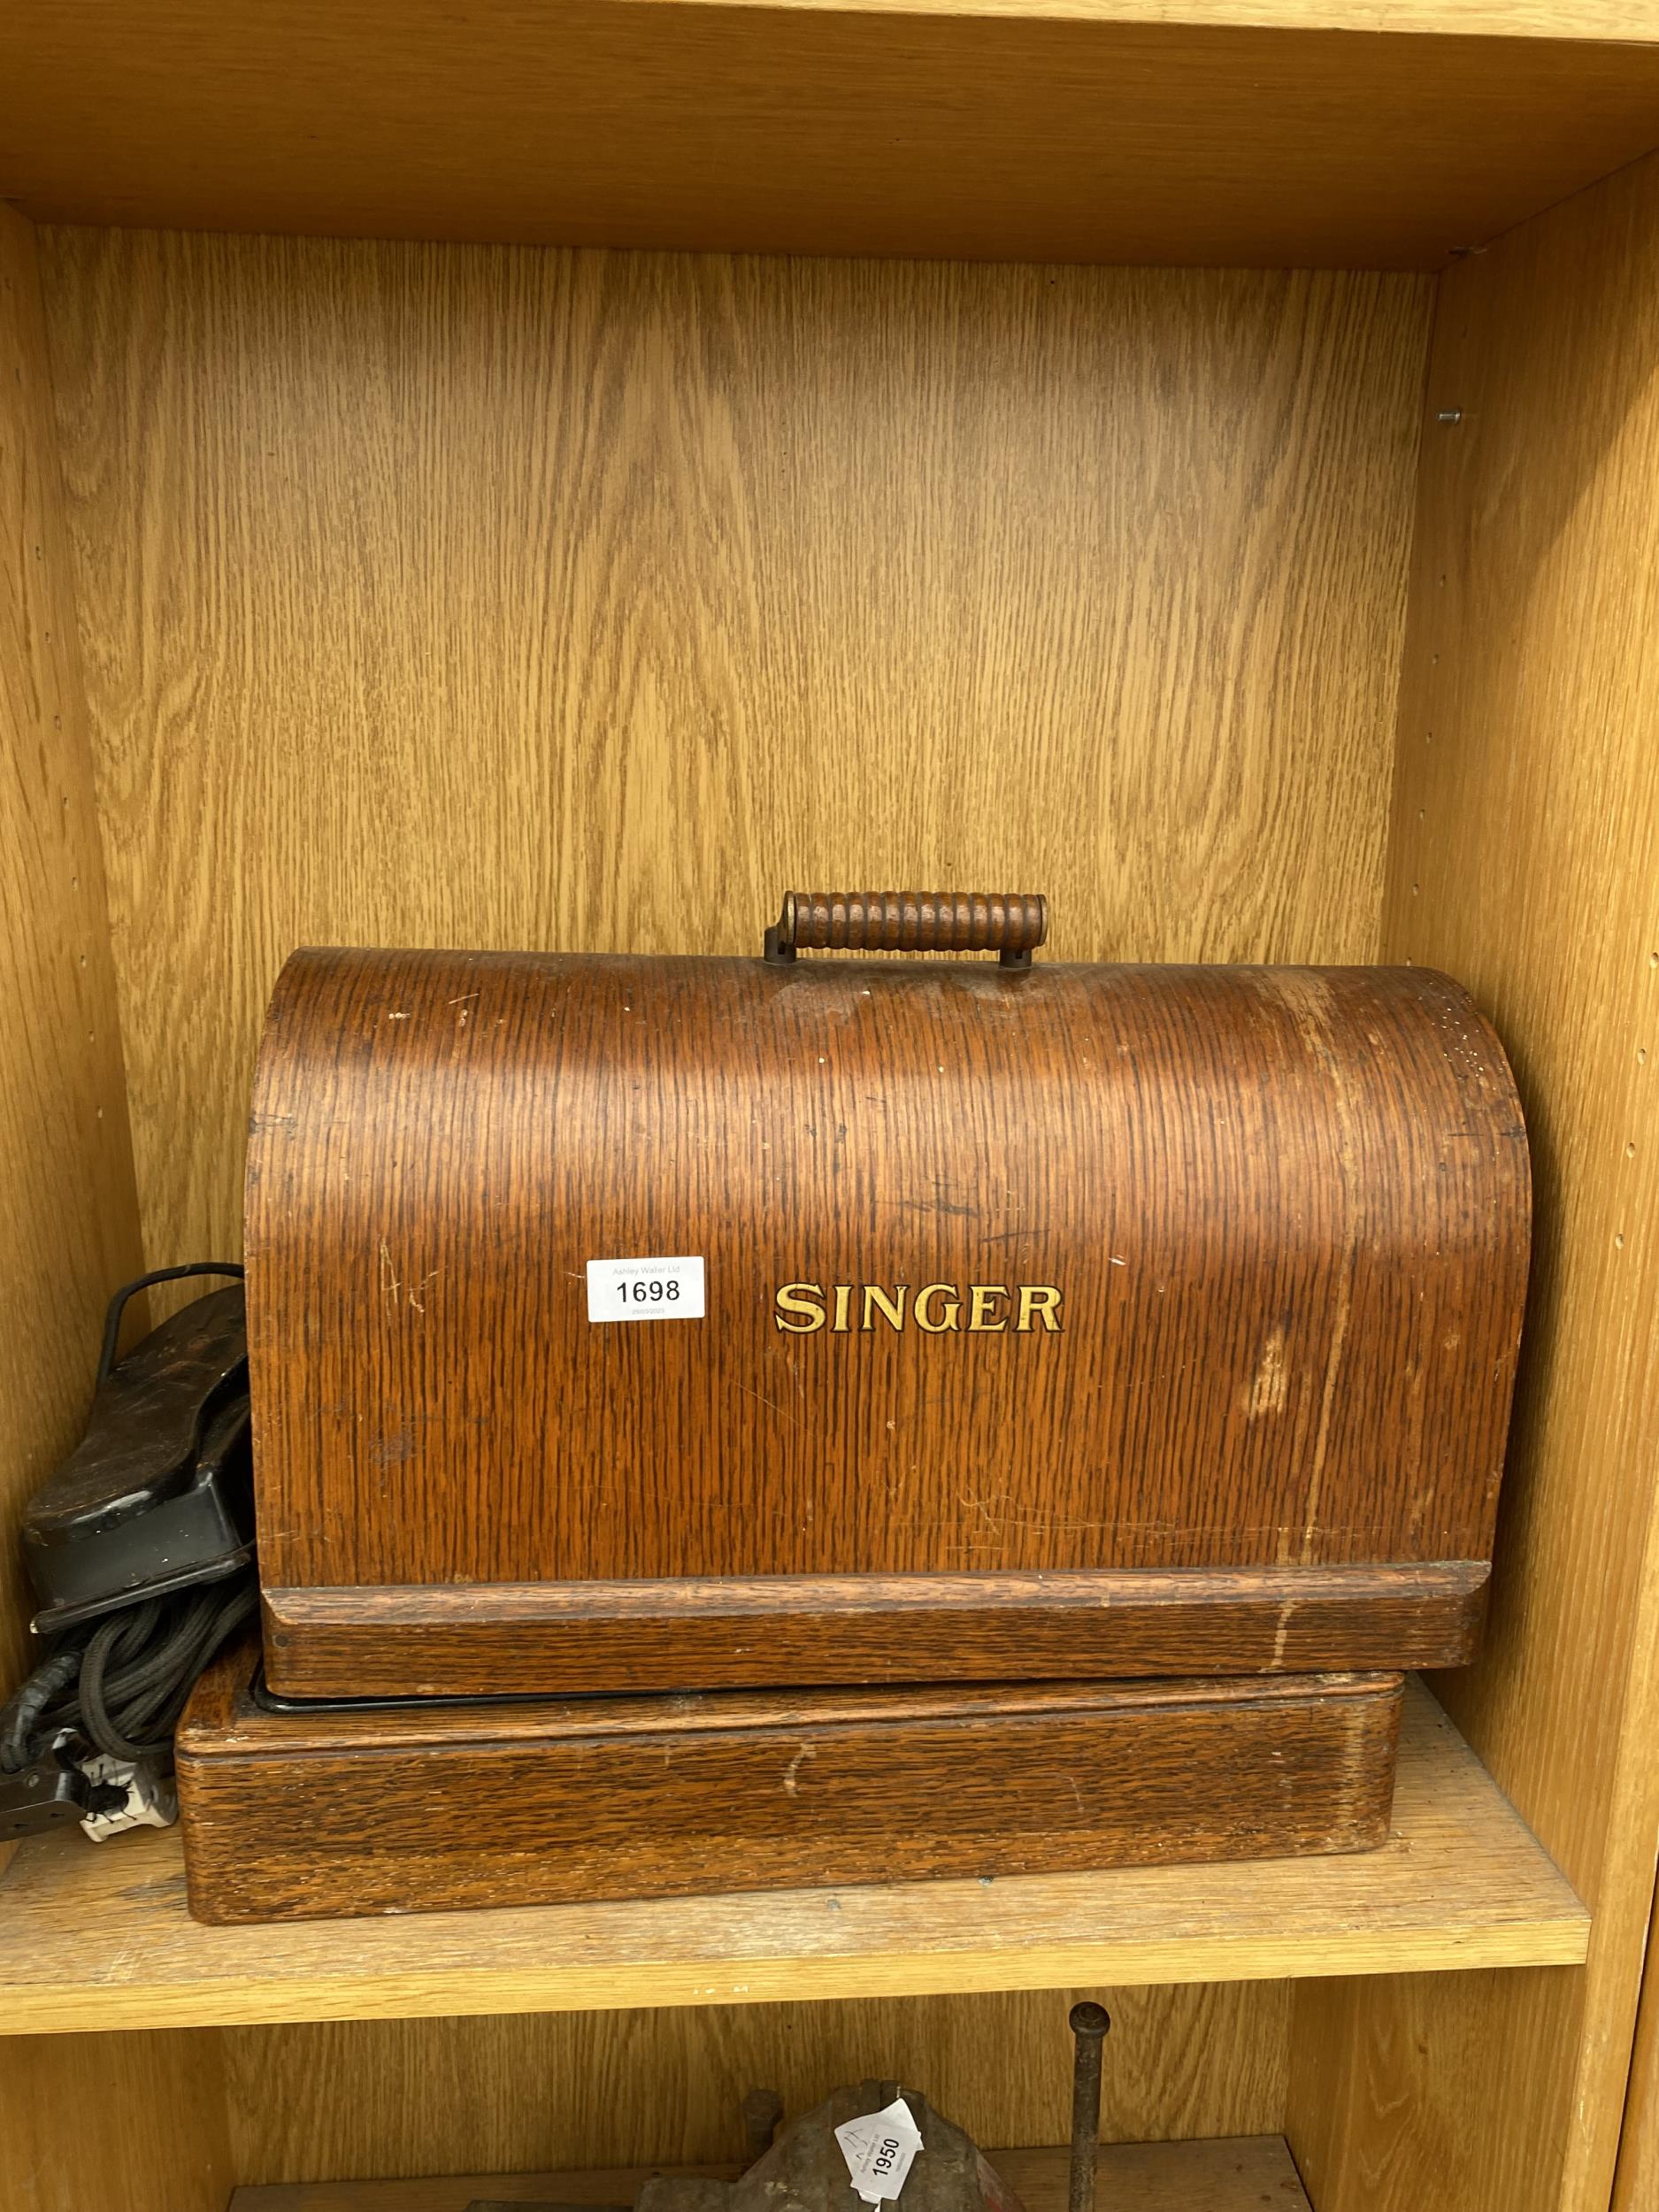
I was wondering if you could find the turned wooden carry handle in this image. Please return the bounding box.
[764,890,1048,969]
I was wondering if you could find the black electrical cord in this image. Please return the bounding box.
[0,1578,257,1772]
[78,1580,260,1761]
[96,1261,244,1387]
[0,1642,87,1774]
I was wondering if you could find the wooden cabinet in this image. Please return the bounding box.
[4,7,1659,2209]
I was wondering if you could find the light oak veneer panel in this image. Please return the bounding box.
[1614,1920,1659,2206]
[38,230,1429,1294]
[0,207,221,2212]
[5,9,1659,266]
[1289,142,1659,2212]
[2,2028,234,2212]
[219,2006,1286,2189]
[0,209,143,1678]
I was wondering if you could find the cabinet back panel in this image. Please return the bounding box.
[219,1984,1286,2186]
[37,230,1429,1280]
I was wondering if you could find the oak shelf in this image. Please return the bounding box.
[0,1682,1585,2037]
[4,2,1659,268]
[229,2140,1310,2211]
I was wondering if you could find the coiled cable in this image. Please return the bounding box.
[0,1578,257,1773]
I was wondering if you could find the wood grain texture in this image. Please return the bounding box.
[36,232,1430,1322]
[220,1999,1289,2189]
[0,209,144,1687]
[261,1564,1486,1700]
[1286,143,1659,2212]
[0,2026,234,2212]
[0,1683,1586,2036]
[0,204,211,2212]
[247,949,1525,1696]
[175,1648,1402,1924]
[6,11,1659,267]
[1613,1907,1659,2208]
[227,2139,1310,2212]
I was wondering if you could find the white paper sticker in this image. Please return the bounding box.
[586,1256,706,1323]
[834,2097,924,2205]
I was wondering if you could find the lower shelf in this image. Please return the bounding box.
[229,2139,1310,2211]
[0,1680,1586,2035]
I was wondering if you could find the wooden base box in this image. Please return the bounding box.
[175,1648,1402,1924]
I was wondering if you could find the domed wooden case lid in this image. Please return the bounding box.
[246,893,1529,1699]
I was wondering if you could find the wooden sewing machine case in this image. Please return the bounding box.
[173,890,1528,1923]
[246,891,1531,1701]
